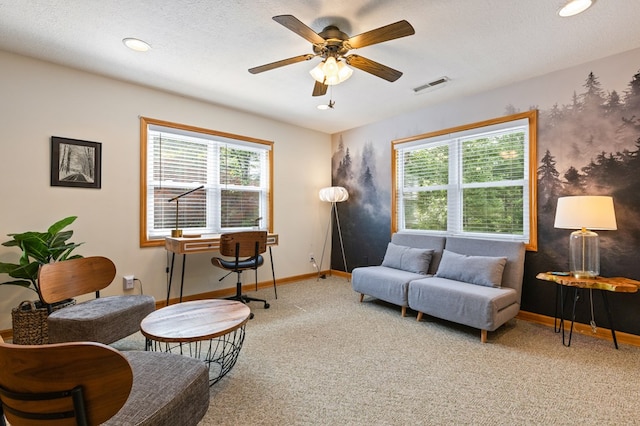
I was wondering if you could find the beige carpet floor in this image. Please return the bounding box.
[115,276,640,425]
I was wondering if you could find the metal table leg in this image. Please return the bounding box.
[601,291,619,349]
[166,253,175,306]
[563,287,580,347]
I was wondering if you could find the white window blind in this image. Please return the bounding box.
[141,118,272,243]
[394,113,535,245]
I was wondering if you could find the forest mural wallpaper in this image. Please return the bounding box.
[330,52,640,336]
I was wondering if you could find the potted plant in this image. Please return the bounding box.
[0,216,83,344]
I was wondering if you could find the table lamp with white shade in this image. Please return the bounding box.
[554,196,617,278]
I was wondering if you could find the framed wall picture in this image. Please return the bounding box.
[51,136,102,188]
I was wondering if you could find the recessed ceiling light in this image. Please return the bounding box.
[558,0,594,17]
[122,37,151,52]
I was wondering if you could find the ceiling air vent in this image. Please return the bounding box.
[413,76,449,94]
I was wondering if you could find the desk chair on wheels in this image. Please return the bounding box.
[211,231,275,318]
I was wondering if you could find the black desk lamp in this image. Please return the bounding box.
[168,185,204,237]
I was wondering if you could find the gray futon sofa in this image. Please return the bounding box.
[351,232,526,342]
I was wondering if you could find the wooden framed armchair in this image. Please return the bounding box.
[0,339,209,425]
[38,256,155,345]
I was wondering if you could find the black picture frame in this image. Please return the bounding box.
[51,136,102,189]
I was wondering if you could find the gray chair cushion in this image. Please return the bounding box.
[408,276,519,331]
[444,237,526,299]
[352,265,426,307]
[391,233,447,275]
[435,249,507,288]
[381,242,433,274]
[48,295,155,344]
[104,351,210,426]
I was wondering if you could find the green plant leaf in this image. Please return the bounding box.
[57,244,84,261]
[0,262,19,274]
[48,216,77,235]
[1,239,19,247]
[19,233,51,264]
[51,230,73,246]
[6,262,39,281]
[0,280,37,292]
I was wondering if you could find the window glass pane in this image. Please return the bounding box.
[403,190,448,231]
[220,146,262,187]
[462,131,525,184]
[153,187,207,230]
[152,136,208,184]
[463,187,523,234]
[402,145,448,187]
[221,190,260,228]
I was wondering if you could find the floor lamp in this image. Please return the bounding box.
[318,186,349,281]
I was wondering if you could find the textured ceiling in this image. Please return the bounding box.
[1,1,640,134]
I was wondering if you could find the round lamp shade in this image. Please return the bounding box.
[319,186,349,203]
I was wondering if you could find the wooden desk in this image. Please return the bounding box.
[164,234,279,304]
[166,234,279,254]
[536,272,640,349]
[141,299,251,386]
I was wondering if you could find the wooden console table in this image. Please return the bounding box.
[536,272,640,349]
[165,233,279,305]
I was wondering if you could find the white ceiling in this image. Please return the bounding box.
[2,1,640,134]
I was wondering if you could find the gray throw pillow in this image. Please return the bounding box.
[381,242,433,274]
[435,249,507,288]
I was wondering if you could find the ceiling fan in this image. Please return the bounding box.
[248,15,415,97]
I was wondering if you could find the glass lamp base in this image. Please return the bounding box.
[571,271,598,279]
[569,228,599,278]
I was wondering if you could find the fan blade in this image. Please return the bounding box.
[347,20,415,49]
[345,55,403,82]
[249,54,315,74]
[312,80,328,97]
[273,15,325,45]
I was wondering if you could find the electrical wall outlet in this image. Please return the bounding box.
[123,275,135,290]
[309,253,315,263]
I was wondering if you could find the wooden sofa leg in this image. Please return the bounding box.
[416,312,423,322]
[481,329,487,343]
[359,293,364,303]
[401,306,406,317]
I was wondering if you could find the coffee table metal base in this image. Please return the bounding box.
[147,326,245,386]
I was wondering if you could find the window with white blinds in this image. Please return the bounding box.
[140,117,273,246]
[393,111,537,249]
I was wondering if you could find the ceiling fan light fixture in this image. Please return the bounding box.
[310,62,326,83]
[337,61,353,82]
[310,57,353,85]
[558,0,593,17]
[324,56,339,77]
